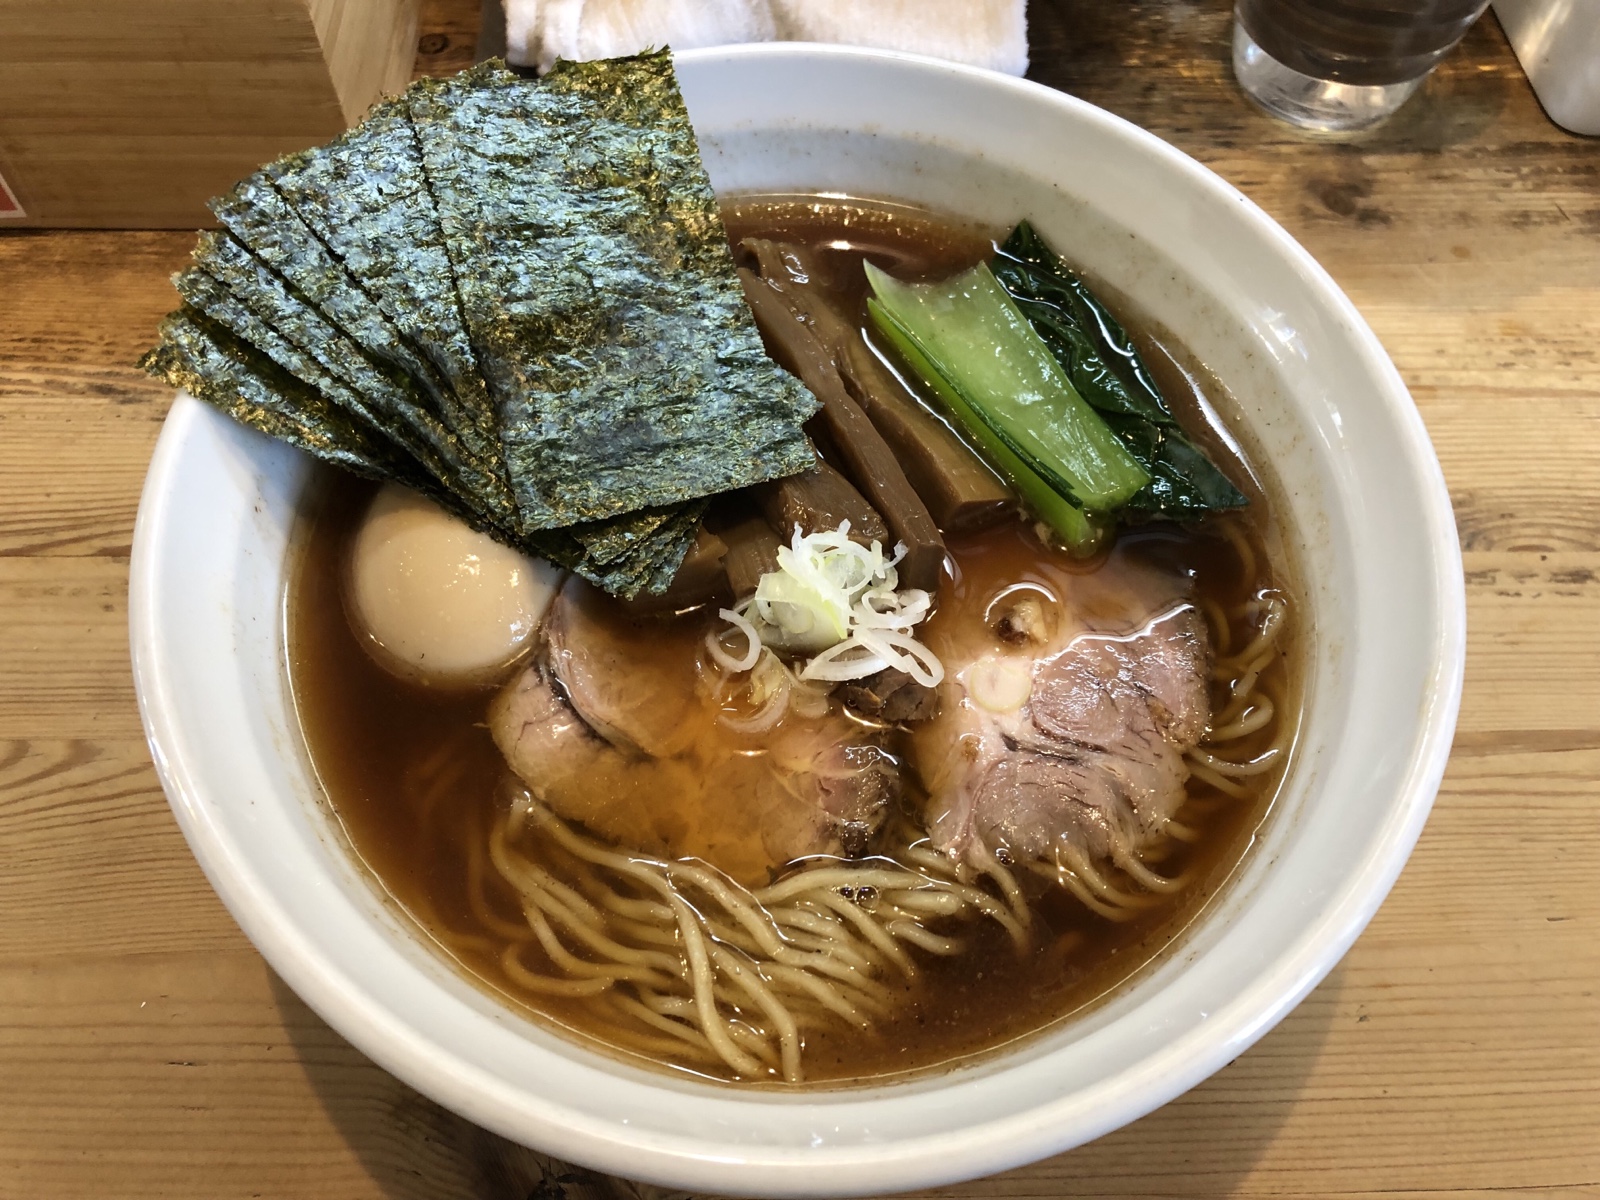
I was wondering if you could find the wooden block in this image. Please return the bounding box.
[0,0,421,228]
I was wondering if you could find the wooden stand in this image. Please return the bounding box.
[0,0,421,228]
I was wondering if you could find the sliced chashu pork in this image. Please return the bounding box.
[909,541,1210,873]
[491,577,897,885]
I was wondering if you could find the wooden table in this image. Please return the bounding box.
[3,1,1596,1195]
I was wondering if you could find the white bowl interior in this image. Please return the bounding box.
[130,46,1464,1198]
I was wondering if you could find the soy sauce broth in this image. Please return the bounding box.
[287,197,1302,1085]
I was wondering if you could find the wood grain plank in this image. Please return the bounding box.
[0,952,487,1200]
[0,0,420,226]
[0,559,142,740]
[1,0,1597,1196]
[413,0,486,79]
[0,230,181,557]
[1459,552,1600,732]
[0,740,236,963]
[0,394,169,558]
[0,230,191,394]
[309,0,422,123]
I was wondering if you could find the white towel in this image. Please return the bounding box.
[506,0,1029,77]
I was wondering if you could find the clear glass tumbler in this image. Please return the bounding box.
[1233,0,1491,132]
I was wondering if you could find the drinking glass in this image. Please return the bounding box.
[1233,0,1492,131]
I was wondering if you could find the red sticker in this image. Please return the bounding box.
[0,170,23,219]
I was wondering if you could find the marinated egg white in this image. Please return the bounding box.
[345,483,559,687]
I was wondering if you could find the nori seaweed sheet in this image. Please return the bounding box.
[140,54,817,598]
[175,242,685,595]
[172,258,625,573]
[142,308,605,576]
[574,499,707,599]
[639,501,708,594]
[258,101,506,489]
[211,171,457,422]
[407,53,817,530]
[186,230,514,515]
[142,310,428,487]
[172,265,404,459]
[569,503,678,566]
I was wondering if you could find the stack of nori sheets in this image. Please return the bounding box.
[141,52,817,597]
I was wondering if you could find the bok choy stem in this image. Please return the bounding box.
[867,297,1106,555]
[863,261,1148,517]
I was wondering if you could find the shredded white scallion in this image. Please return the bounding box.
[705,607,762,673]
[715,522,945,688]
[703,645,832,734]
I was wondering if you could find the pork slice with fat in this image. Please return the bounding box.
[491,576,897,885]
[911,554,1210,874]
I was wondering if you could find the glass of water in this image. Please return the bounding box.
[1233,0,1491,132]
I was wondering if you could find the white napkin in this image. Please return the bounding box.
[506,0,1029,77]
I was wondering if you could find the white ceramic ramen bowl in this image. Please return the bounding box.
[130,44,1465,1198]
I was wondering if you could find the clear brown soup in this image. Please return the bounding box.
[288,197,1299,1085]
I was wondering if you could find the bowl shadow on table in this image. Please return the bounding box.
[266,969,649,1200]
[269,962,1345,1200]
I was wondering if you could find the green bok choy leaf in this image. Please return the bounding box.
[990,221,1247,516]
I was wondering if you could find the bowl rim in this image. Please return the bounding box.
[130,41,1466,1196]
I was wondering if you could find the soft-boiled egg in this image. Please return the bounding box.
[345,483,560,687]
